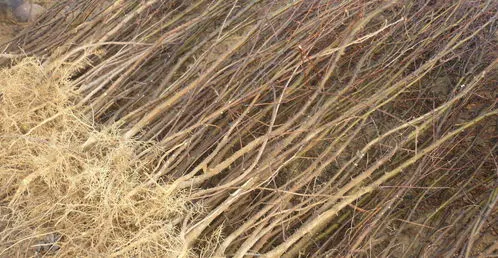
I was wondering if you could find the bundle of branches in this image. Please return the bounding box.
[2,0,497,257]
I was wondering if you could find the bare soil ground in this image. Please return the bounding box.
[0,0,50,44]
[0,19,16,43]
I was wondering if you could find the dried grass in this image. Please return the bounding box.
[0,59,198,257]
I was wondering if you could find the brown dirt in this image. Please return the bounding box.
[0,19,16,44]
[0,0,51,44]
